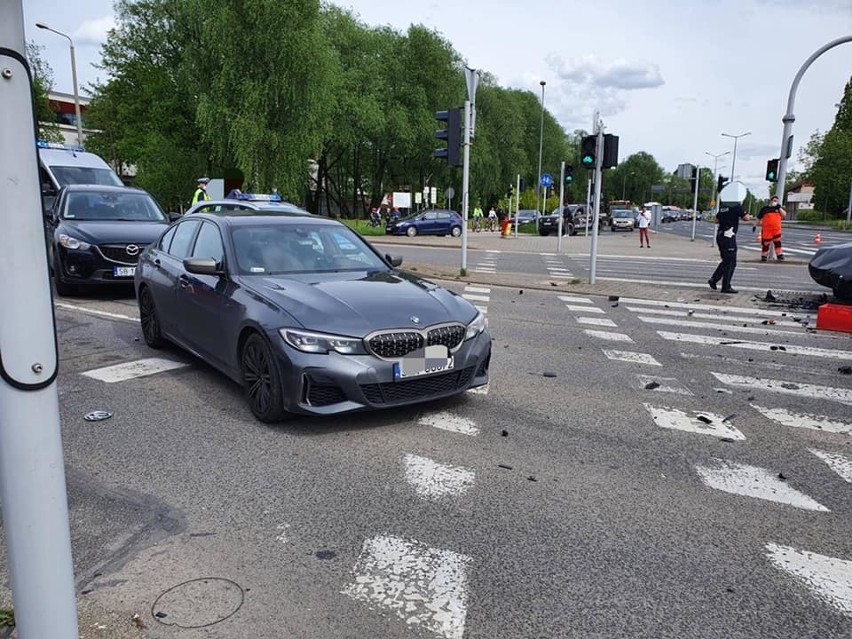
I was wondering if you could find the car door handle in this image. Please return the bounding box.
[154,258,161,267]
[179,275,191,288]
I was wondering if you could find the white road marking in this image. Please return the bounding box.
[695,460,829,511]
[603,350,661,366]
[485,249,501,254]
[342,535,471,639]
[681,352,826,376]
[55,302,140,323]
[467,384,489,395]
[549,274,575,279]
[639,316,804,337]
[403,454,475,500]
[464,286,491,294]
[810,450,852,484]
[473,268,496,274]
[600,277,820,295]
[576,317,618,328]
[546,267,573,273]
[752,405,852,436]
[626,306,807,328]
[622,298,814,319]
[765,543,852,616]
[474,305,488,314]
[644,404,743,438]
[81,357,189,383]
[584,330,634,342]
[462,294,490,302]
[566,305,604,314]
[419,412,479,436]
[275,523,290,544]
[713,372,852,405]
[658,331,852,361]
[636,375,693,395]
[558,296,594,304]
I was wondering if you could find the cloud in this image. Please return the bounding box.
[547,54,665,90]
[73,16,115,46]
[735,142,781,161]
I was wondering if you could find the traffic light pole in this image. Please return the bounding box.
[690,167,700,242]
[0,3,80,637]
[589,126,604,285]
[584,179,592,236]
[774,36,852,203]
[460,100,472,273]
[557,161,565,252]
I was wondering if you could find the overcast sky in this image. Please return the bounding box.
[23,0,852,197]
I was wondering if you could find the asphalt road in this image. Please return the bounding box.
[2,282,850,638]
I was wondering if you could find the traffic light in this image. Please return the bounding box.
[519,178,526,192]
[717,175,729,193]
[507,185,514,198]
[580,136,597,169]
[434,109,462,167]
[564,165,574,184]
[765,158,779,182]
[602,134,619,169]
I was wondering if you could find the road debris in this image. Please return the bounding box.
[644,381,661,390]
[84,410,113,422]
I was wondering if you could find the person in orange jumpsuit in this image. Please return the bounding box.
[757,195,786,261]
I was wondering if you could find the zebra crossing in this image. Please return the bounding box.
[472,250,500,274]
[542,254,575,280]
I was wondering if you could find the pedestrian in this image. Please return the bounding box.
[757,195,786,262]
[192,177,210,205]
[708,185,751,294]
[637,206,651,247]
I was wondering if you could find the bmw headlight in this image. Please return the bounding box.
[465,311,488,340]
[59,234,92,250]
[280,329,366,355]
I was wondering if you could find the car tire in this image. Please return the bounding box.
[539,230,549,237]
[406,226,418,238]
[53,254,77,297]
[138,286,166,349]
[241,333,287,423]
[450,226,462,238]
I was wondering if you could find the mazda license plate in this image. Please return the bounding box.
[394,345,453,381]
[113,266,136,278]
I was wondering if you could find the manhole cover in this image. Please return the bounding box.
[151,577,244,629]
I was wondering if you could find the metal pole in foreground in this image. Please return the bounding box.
[514,174,520,239]
[460,99,471,272]
[589,124,604,284]
[557,161,565,252]
[535,80,546,215]
[690,167,700,241]
[584,177,591,236]
[846,179,852,227]
[0,3,80,638]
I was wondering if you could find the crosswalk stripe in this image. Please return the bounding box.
[474,305,488,314]
[566,305,604,313]
[577,317,618,327]
[639,315,805,337]
[549,274,575,279]
[418,412,479,436]
[464,286,491,294]
[403,454,475,500]
[751,405,852,436]
[467,384,489,395]
[695,460,829,511]
[658,331,852,361]
[636,375,693,395]
[810,450,852,484]
[621,297,813,318]
[462,294,490,302]
[644,404,742,438]
[81,357,189,383]
[712,372,852,405]
[625,306,808,328]
[765,544,852,616]
[584,330,633,342]
[558,296,594,304]
[473,268,496,273]
[342,535,471,639]
[603,350,661,366]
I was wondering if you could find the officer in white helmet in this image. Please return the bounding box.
[708,181,751,294]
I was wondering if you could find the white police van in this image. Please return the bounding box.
[37,141,123,211]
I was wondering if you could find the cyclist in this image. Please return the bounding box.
[487,207,498,232]
[472,205,484,232]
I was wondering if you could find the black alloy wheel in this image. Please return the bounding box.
[53,254,77,297]
[138,286,166,348]
[241,333,286,423]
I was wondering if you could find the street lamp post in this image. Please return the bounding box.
[535,80,546,214]
[35,22,83,147]
[705,151,730,205]
[721,131,750,181]
[621,172,634,200]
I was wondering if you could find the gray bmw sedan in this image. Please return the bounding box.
[134,211,491,421]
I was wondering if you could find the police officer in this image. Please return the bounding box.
[708,183,751,294]
[192,177,210,205]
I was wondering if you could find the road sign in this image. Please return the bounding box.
[445,187,455,200]
[540,174,553,188]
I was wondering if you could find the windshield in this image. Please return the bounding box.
[63,191,168,222]
[612,210,634,218]
[232,224,389,275]
[51,166,124,187]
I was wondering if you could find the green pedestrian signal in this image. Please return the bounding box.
[765,158,779,182]
[565,164,574,183]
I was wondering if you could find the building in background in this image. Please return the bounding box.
[785,182,815,220]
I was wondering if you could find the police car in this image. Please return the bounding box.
[185,192,313,217]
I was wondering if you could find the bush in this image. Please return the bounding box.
[341,219,386,236]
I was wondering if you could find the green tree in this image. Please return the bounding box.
[26,42,63,143]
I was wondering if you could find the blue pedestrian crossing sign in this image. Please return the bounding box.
[540,174,554,188]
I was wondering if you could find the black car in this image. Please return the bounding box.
[134,212,491,422]
[538,207,576,237]
[46,185,176,295]
[809,241,852,299]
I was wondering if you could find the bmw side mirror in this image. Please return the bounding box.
[183,257,222,276]
[386,254,403,267]
[168,212,182,222]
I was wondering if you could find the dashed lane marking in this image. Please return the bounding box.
[695,460,829,512]
[751,405,852,436]
[765,544,852,616]
[584,330,633,342]
[418,412,479,436]
[576,317,618,328]
[342,535,471,639]
[658,331,852,361]
[644,404,742,439]
[602,350,661,366]
[713,373,852,406]
[403,454,475,500]
[55,302,140,323]
[81,357,189,383]
[565,305,605,314]
[810,450,852,484]
[638,316,805,337]
[636,375,693,395]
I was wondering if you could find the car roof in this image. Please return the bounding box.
[63,184,147,195]
[187,200,312,215]
[190,212,343,229]
[38,147,113,170]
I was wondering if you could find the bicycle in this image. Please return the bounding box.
[486,216,498,232]
[472,217,483,232]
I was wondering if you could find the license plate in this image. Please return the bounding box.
[394,345,454,381]
[113,266,136,278]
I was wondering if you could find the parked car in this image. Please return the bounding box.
[610,209,636,232]
[386,209,463,237]
[186,196,311,217]
[809,241,852,300]
[46,185,176,296]
[538,207,576,237]
[135,211,491,421]
[512,210,539,229]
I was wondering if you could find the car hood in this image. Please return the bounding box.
[57,220,168,245]
[243,270,478,336]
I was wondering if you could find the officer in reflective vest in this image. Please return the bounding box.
[192,177,210,205]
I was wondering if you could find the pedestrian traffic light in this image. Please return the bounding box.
[717,175,729,193]
[564,165,574,184]
[507,185,514,198]
[765,158,779,182]
[602,134,619,169]
[434,109,462,167]
[580,136,597,169]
